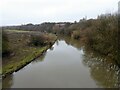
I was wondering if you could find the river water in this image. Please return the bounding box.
[2,37,120,88]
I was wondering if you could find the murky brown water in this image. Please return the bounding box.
[2,37,120,88]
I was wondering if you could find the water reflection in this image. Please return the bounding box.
[82,48,120,88]
[2,74,13,88]
[2,36,120,88]
[37,36,120,88]
[60,36,120,88]
[58,35,82,50]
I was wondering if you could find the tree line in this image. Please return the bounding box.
[2,13,120,66]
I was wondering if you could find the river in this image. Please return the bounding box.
[2,37,120,88]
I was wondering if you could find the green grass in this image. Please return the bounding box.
[5,29,30,33]
[3,46,49,75]
[2,30,57,77]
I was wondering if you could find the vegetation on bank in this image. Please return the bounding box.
[2,13,119,67]
[2,30,57,77]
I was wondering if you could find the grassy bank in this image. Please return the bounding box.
[2,30,57,78]
[3,46,51,77]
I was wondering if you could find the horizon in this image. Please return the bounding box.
[0,0,119,26]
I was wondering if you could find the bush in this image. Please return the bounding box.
[30,35,45,46]
[29,33,56,47]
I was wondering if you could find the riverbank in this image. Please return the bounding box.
[3,38,120,88]
[2,45,55,78]
[2,30,57,78]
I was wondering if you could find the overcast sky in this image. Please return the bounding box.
[0,0,119,26]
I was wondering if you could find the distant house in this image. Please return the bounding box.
[54,23,65,30]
